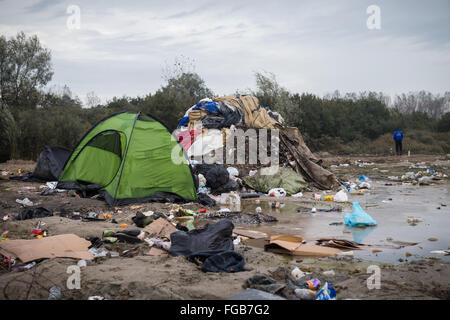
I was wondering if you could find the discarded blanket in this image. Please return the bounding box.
[279,127,338,190]
[178,99,221,128]
[243,167,307,195]
[15,207,53,220]
[188,250,245,273]
[170,219,234,256]
[213,95,280,129]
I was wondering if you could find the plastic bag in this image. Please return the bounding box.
[344,202,377,227]
[358,182,371,189]
[358,174,371,182]
[315,282,337,300]
[268,188,286,197]
[227,167,239,178]
[198,174,207,187]
[334,190,348,203]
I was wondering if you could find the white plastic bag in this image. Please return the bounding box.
[334,190,348,203]
[291,192,303,198]
[198,174,206,187]
[268,188,286,197]
[227,167,239,178]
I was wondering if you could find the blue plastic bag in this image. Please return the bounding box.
[315,282,337,300]
[344,202,377,227]
[358,174,370,182]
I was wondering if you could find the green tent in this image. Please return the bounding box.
[57,111,198,206]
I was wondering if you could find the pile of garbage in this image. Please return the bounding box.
[175,95,338,194]
[400,166,447,185]
[342,174,373,194]
[0,205,247,278]
[240,269,338,300]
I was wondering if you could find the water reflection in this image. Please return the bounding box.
[344,225,377,244]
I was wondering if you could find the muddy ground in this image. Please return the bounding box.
[0,155,449,300]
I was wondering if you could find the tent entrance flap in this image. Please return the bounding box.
[68,130,126,187]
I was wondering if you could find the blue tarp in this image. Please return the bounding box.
[177,100,222,128]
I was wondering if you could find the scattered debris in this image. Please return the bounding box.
[15,198,34,207]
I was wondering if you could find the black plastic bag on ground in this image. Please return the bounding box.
[213,179,238,195]
[16,207,53,220]
[204,166,229,190]
[197,192,216,206]
[188,250,245,273]
[192,164,238,194]
[170,219,234,256]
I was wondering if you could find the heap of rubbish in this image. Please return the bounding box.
[174,94,338,195]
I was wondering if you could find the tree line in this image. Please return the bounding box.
[1,32,449,162]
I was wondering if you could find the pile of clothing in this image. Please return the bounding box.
[170,219,245,273]
[176,95,338,191]
[177,96,283,131]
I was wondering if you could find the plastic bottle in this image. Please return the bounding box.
[304,278,321,290]
[407,217,424,223]
[219,193,241,206]
[48,286,62,300]
[294,288,316,300]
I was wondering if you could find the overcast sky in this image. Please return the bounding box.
[1,0,449,105]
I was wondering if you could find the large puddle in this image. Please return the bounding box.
[239,181,450,264]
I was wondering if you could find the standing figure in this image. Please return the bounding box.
[393,130,403,155]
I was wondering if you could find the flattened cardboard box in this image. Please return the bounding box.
[0,234,94,263]
[233,228,268,239]
[143,218,177,239]
[146,247,169,256]
[265,235,342,256]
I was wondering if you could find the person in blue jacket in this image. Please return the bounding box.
[393,130,403,155]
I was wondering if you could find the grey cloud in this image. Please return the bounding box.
[0,0,448,101]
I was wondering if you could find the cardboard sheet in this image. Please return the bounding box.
[265,235,342,256]
[316,238,362,250]
[242,238,269,249]
[233,228,268,239]
[145,247,169,256]
[0,234,94,263]
[143,218,177,240]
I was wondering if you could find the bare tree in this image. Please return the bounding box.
[86,91,101,108]
[394,91,447,118]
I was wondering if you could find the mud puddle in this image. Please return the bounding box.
[240,181,450,264]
